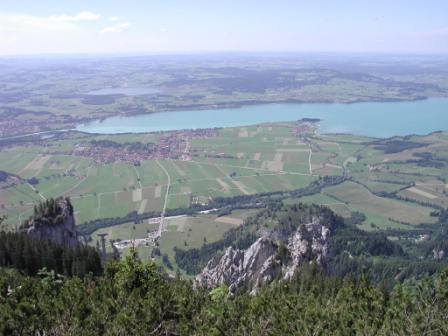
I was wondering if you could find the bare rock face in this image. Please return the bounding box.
[195,237,280,294]
[26,198,78,247]
[195,216,330,293]
[433,249,445,260]
[283,217,330,280]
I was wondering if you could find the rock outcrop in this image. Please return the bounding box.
[283,217,330,280]
[25,198,78,247]
[195,237,280,293]
[195,216,330,293]
[433,249,445,260]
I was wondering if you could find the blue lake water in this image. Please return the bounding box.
[76,98,448,138]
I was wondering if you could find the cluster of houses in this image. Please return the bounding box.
[368,164,387,172]
[73,128,218,165]
[292,120,319,137]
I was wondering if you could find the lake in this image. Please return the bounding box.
[76,97,448,138]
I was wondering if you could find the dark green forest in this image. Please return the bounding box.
[1,203,448,334]
[175,203,448,286]
[1,250,448,335]
[0,231,102,277]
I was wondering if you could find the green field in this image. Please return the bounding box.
[2,121,448,268]
[88,209,257,272]
[323,181,436,227]
[0,123,332,227]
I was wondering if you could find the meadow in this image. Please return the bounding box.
[1,121,448,271]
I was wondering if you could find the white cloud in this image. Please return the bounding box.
[0,11,101,34]
[49,11,101,23]
[101,21,130,34]
[0,11,131,55]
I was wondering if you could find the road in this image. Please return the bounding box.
[133,165,142,189]
[156,160,171,237]
[308,145,313,175]
[26,183,46,201]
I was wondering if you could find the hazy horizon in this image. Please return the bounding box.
[1,0,447,56]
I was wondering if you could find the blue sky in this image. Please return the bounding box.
[0,0,447,55]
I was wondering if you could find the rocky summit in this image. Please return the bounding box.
[195,216,331,294]
[25,198,78,247]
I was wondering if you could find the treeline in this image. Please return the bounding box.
[407,151,447,168]
[77,175,345,236]
[332,253,446,285]
[0,171,9,182]
[1,251,447,335]
[210,175,345,209]
[77,210,163,236]
[330,226,405,258]
[24,197,73,228]
[89,139,155,152]
[274,202,341,238]
[371,139,425,154]
[330,212,448,285]
[77,207,202,236]
[0,231,102,277]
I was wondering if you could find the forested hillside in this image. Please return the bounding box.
[0,201,102,277]
[1,202,448,334]
[0,231,101,277]
[1,250,447,335]
[176,203,448,287]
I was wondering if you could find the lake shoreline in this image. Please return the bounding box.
[2,96,445,141]
[76,97,448,138]
[92,94,431,119]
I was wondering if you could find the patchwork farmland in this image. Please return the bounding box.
[1,122,448,269]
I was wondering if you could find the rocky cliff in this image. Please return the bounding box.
[195,216,331,294]
[433,249,446,260]
[25,198,78,247]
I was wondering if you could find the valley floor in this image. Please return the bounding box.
[1,122,448,269]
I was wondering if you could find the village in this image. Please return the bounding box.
[72,128,218,165]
